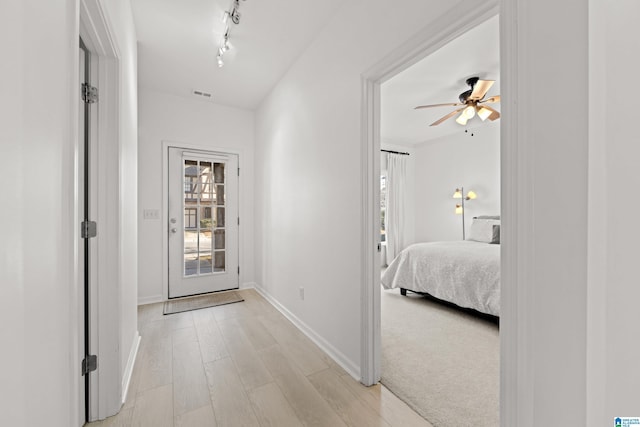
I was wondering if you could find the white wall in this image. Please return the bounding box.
[0,1,78,425]
[413,122,500,242]
[0,0,139,425]
[137,89,255,303]
[501,0,589,424]
[587,0,640,424]
[255,0,468,375]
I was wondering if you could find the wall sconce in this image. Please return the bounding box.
[453,187,477,239]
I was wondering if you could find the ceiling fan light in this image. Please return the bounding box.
[477,106,492,121]
[455,113,468,126]
[463,105,476,119]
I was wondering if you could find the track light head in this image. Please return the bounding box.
[230,9,241,24]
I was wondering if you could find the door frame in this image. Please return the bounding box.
[79,0,122,422]
[360,0,499,387]
[162,140,245,300]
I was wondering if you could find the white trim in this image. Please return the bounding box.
[586,0,607,425]
[162,140,245,301]
[138,295,164,306]
[241,281,258,290]
[121,333,141,405]
[254,285,360,380]
[500,1,589,423]
[359,0,499,387]
[80,0,123,422]
[499,2,523,425]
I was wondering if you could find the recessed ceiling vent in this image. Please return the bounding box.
[191,89,213,100]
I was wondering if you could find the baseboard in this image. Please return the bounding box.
[241,281,257,289]
[121,332,141,404]
[253,285,360,380]
[138,295,163,306]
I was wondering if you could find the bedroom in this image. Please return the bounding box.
[379,14,500,426]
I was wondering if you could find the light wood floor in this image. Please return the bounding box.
[88,289,432,427]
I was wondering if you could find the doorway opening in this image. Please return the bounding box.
[360,2,500,426]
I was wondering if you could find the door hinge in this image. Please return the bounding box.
[238,266,240,275]
[237,167,240,176]
[81,221,97,239]
[377,243,381,253]
[82,83,98,104]
[237,217,240,226]
[82,355,97,375]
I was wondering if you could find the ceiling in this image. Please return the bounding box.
[131,0,345,109]
[381,15,500,146]
[131,0,498,138]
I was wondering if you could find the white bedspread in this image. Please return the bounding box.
[381,241,500,316]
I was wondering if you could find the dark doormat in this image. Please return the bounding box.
[163,290,244,315]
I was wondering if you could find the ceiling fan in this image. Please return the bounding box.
[414,77,501,126]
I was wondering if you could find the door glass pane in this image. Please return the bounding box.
[216,184,225,205]
[199,230,211,252]
[214,229,225,250]
[200,161,213,203]
[183,158,227,277]
[184,230,198,276]
[216,207,225,227]
[200,253,212,274]
[184,208,197,229]
[214,162,224,183]
[200,207,212,230]
[214,251,225,272]
[184,160,198,202]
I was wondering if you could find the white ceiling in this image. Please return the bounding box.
[131,0,345,109]
[381,15,500,146]
[131,1,498,137]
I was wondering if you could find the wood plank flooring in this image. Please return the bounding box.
[88,289,432,427]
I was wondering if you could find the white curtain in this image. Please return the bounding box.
[384,152,406,262]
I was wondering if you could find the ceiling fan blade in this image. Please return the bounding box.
[481,105,501,121]
[430,108,464,126]
[415,102,462,110]
[469,79,495,100]
[480,95,501,104]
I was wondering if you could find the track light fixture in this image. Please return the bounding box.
[217,0,246,68]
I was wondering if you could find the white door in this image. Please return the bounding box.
[168,148,239,298]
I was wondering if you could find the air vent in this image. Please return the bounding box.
[191,89,213,100]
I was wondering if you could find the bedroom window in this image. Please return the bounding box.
[380,174,387,242]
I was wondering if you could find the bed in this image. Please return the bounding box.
[381,218,501,317]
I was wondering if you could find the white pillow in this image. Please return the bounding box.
[467,218,500,243]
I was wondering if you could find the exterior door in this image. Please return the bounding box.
[168,148,239,298]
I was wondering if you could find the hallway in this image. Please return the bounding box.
[89,289,431,426]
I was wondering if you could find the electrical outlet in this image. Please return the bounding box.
[299,287,305,300]
[143,209,160,220]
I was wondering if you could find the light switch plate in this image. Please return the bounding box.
[143,209,160,220]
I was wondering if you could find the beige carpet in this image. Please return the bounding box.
[381,288,499,427]
[163,290,244,315]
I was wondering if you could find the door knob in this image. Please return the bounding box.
[171,228,177,233]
